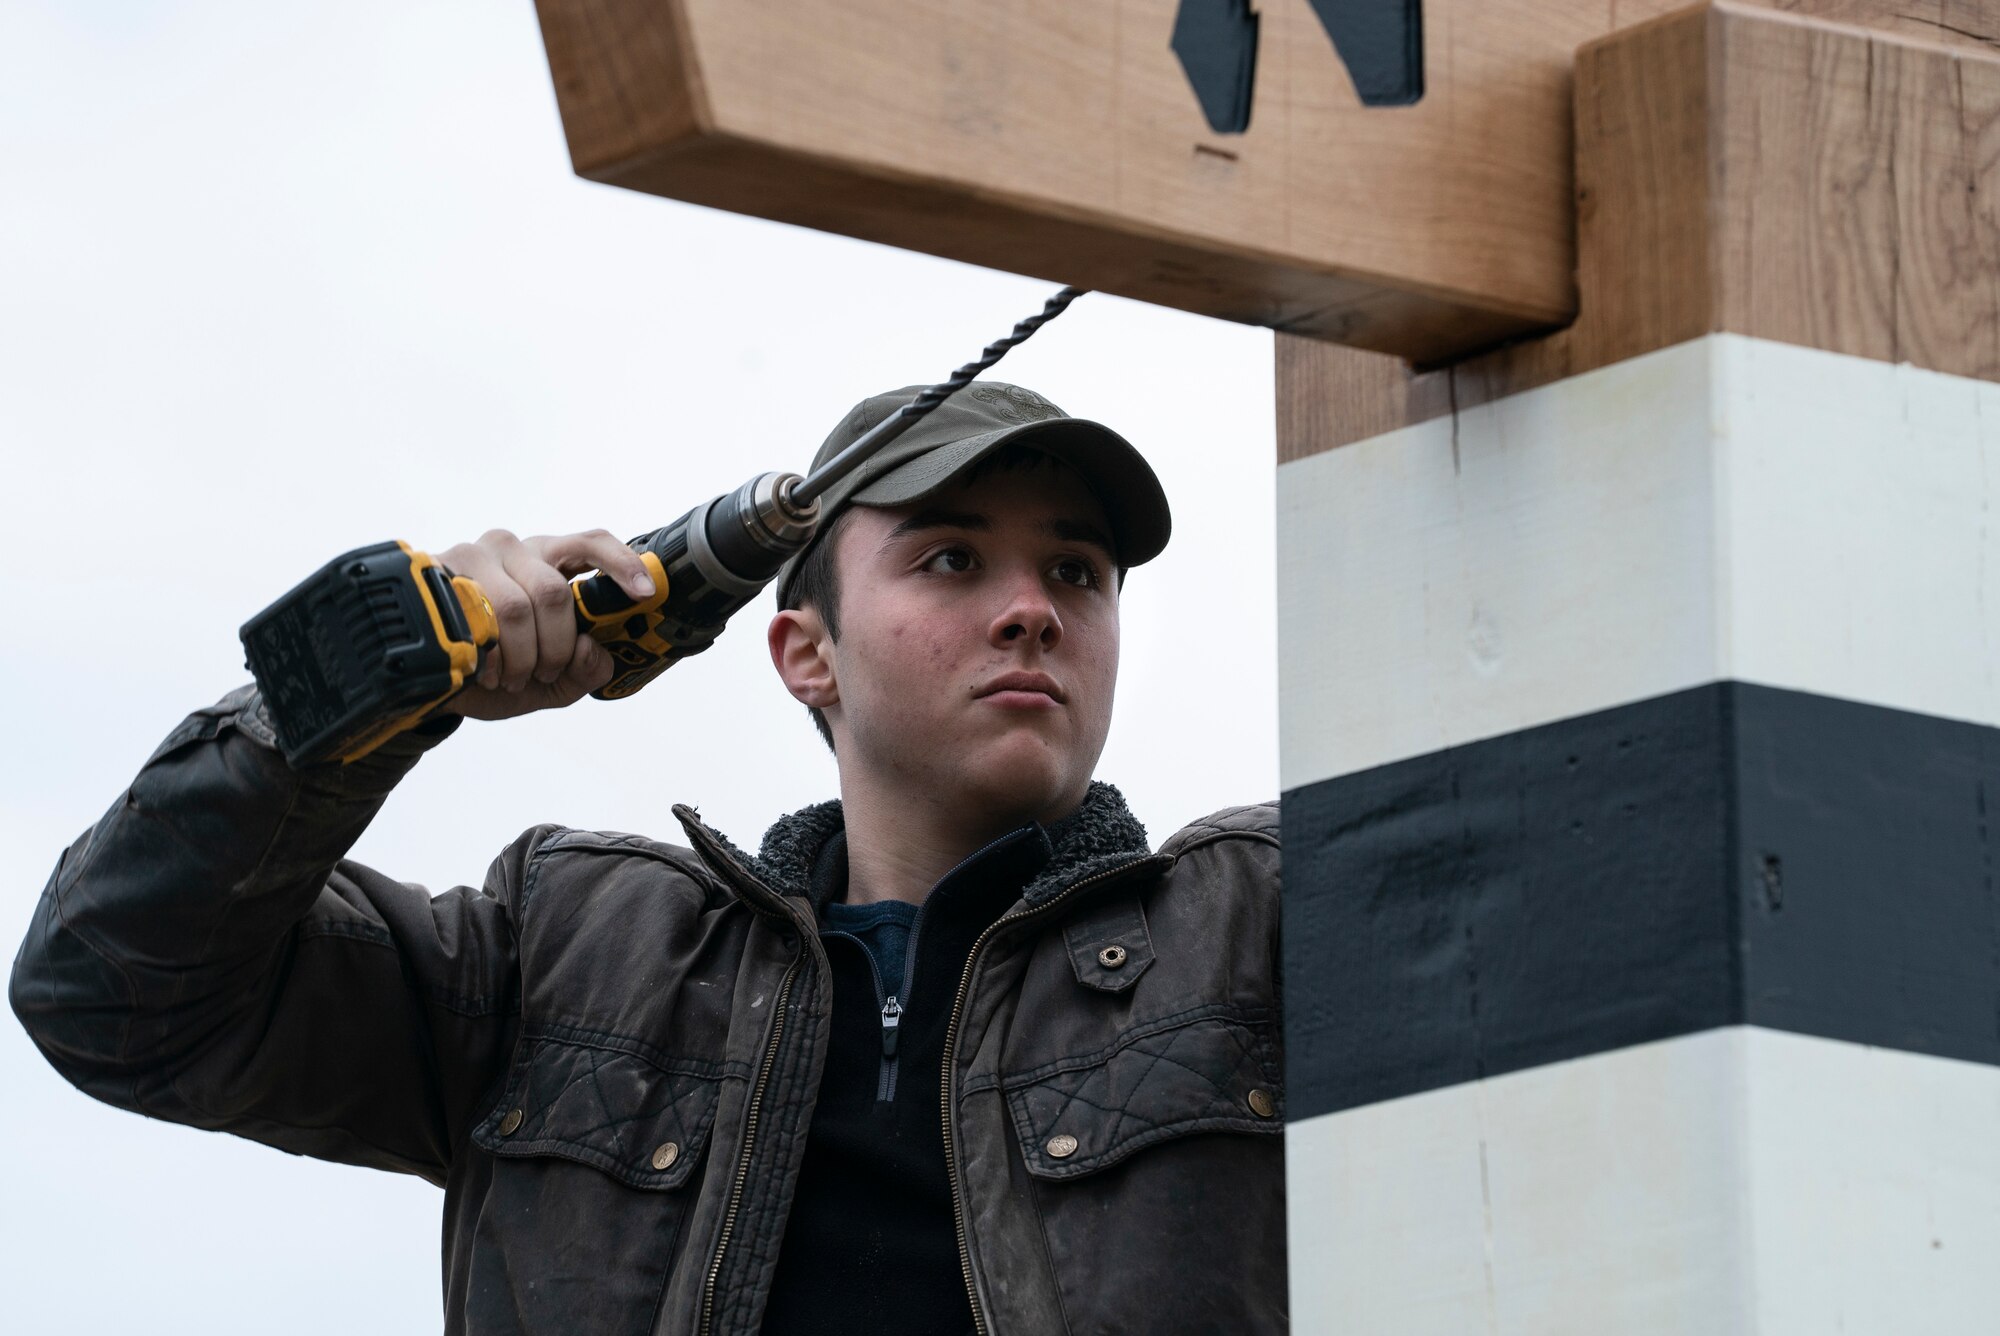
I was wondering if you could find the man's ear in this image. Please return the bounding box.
[768,607,839,709]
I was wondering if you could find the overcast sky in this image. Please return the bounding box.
[0,2,1276,1329]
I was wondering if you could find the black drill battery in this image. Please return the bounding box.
[240,540,493,766]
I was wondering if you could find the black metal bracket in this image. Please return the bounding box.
[1307,0,1424,107]
[1171,0,1261,135]
[1171,0,1423,136]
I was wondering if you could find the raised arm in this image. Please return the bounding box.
[9,527,657,1184]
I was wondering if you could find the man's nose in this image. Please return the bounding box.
[990,569,1062,651]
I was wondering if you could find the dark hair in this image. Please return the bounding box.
[779,445,1126,753]
[781,505,857,752]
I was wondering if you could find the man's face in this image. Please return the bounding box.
[813,461,1121,824]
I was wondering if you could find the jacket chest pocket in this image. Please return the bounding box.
[1002,1008,1288,1336]
[457,1034,725,1336]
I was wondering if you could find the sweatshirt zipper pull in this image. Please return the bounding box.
[881,995,903,1059]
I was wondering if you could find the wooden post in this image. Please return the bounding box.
[1278,4,2000,1329]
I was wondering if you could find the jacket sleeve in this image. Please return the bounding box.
[8,684,538,1187]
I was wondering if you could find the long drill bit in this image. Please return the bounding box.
[787,285,1087,507]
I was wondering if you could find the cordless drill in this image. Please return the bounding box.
[239,287,1084,767]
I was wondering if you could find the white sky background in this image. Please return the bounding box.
[0,2,1276,1330]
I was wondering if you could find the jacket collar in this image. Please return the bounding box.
[679,780,1153,910]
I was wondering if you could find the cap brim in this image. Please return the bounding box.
[848,418,1171,568]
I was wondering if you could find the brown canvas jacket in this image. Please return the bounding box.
[10,685,1287,1335]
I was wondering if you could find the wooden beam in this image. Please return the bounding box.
[533,0,2000,366]
[1279,0,2000,457]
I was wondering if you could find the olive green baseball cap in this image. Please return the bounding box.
[775,381,1172,606]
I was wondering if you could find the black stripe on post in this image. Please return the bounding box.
[1281,682,2000,1121]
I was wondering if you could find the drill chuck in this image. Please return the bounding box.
[691,471,820,597]
[568,472,819,702]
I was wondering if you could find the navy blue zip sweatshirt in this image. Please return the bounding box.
[757,825,1057,1336]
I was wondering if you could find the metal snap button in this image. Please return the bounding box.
[497,1108,524,1136]
[650,1141,680,1171]
[1046,1133,1080,1159]
[1247,1088,1276,1119]
[1097,944,1128,969]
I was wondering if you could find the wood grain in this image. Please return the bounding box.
[534,0,705,173]
[1278,1,2000,460]
[533,0,2000,366]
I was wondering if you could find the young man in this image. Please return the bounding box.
[11,383,1285,1335]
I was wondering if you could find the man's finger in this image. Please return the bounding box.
[542,530,658,602]
[458,532,538,691]
[569,635,616,693]
[437,541,518,691]
[504,544,583,686]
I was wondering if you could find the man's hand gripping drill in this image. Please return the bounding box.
[427,528,658,722]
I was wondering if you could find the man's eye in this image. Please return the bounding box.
[925,547,976,574]
[1052,557,1100,588]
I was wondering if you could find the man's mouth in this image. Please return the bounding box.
[975,671,1067,704]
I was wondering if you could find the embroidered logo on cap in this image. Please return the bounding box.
[968,384,1063,424]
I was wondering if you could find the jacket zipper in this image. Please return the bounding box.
[938,855,1170,1336]
[700,954,802,1336]
[878,995,903,1100]
[820,931,905,1101]
[823,827,1036,1105]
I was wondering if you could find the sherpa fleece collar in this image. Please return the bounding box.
[685,780,1154,908]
